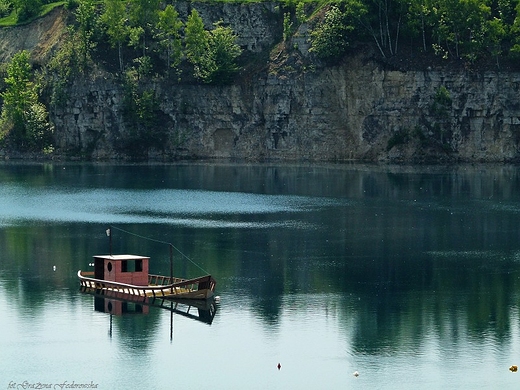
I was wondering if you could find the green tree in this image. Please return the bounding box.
[432,0,491,59]
[485,17,506,67]
[74,0,97,71]
[128,0,160,56]
[1,51,37,129]
[24,102,54,152]
[132,55,152,80]
[47,26,78,107]
[358,0,408,57]
[128,25,145,51]
[0,0,13,18]
[309,5,356,62]
[494,0,517,26]
[310,0,368,62]
[1,51,53,151]
[431,85,452,117]
[101,0,129,72]
[198,22,242,84]
[509,1,520,57]
[12,0,41,22]
[407,0,434,52]
[155,4,183,72]
[185,8,208,70]
[296,2,306,24]
[283,12,293,42]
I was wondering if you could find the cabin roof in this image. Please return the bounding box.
[93,254,149,261]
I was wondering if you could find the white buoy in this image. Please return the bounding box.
[214,296,221,303]
[353,371,359,377]
[53,265,56,271]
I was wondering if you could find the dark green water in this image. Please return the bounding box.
[1,162,520,389]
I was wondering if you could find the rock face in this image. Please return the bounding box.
[11,4,520,162]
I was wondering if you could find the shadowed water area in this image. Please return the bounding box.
[1,162,520,389]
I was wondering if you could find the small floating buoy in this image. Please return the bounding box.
[53,265,56,271]
[510,365,518,372]
[214,296,221,303]
[353,371,359,377]
[277,363,281,370]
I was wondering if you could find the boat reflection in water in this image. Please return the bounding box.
[94,293,149,316]
[81,285,218,339]
[82,286,217,324]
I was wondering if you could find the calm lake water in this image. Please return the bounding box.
[1,162,520,389]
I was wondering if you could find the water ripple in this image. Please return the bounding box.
[0,185,342,228]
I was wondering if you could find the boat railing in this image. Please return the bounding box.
[148,274,185,286]
[78,271,215,299]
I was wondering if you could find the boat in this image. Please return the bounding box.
[78,254,216,300]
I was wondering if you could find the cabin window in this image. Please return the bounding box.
[107,262,113,272]
[121,260,143,273]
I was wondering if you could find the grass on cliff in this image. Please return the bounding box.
[0,0,325,27]
[0,1,65,27]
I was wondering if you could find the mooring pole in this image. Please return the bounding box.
[169,244,173,281]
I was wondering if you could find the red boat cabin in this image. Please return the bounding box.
[93,254,149,286]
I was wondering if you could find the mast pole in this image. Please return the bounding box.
[169,244,173,281]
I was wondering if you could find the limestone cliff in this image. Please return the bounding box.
[4,4,520,163]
